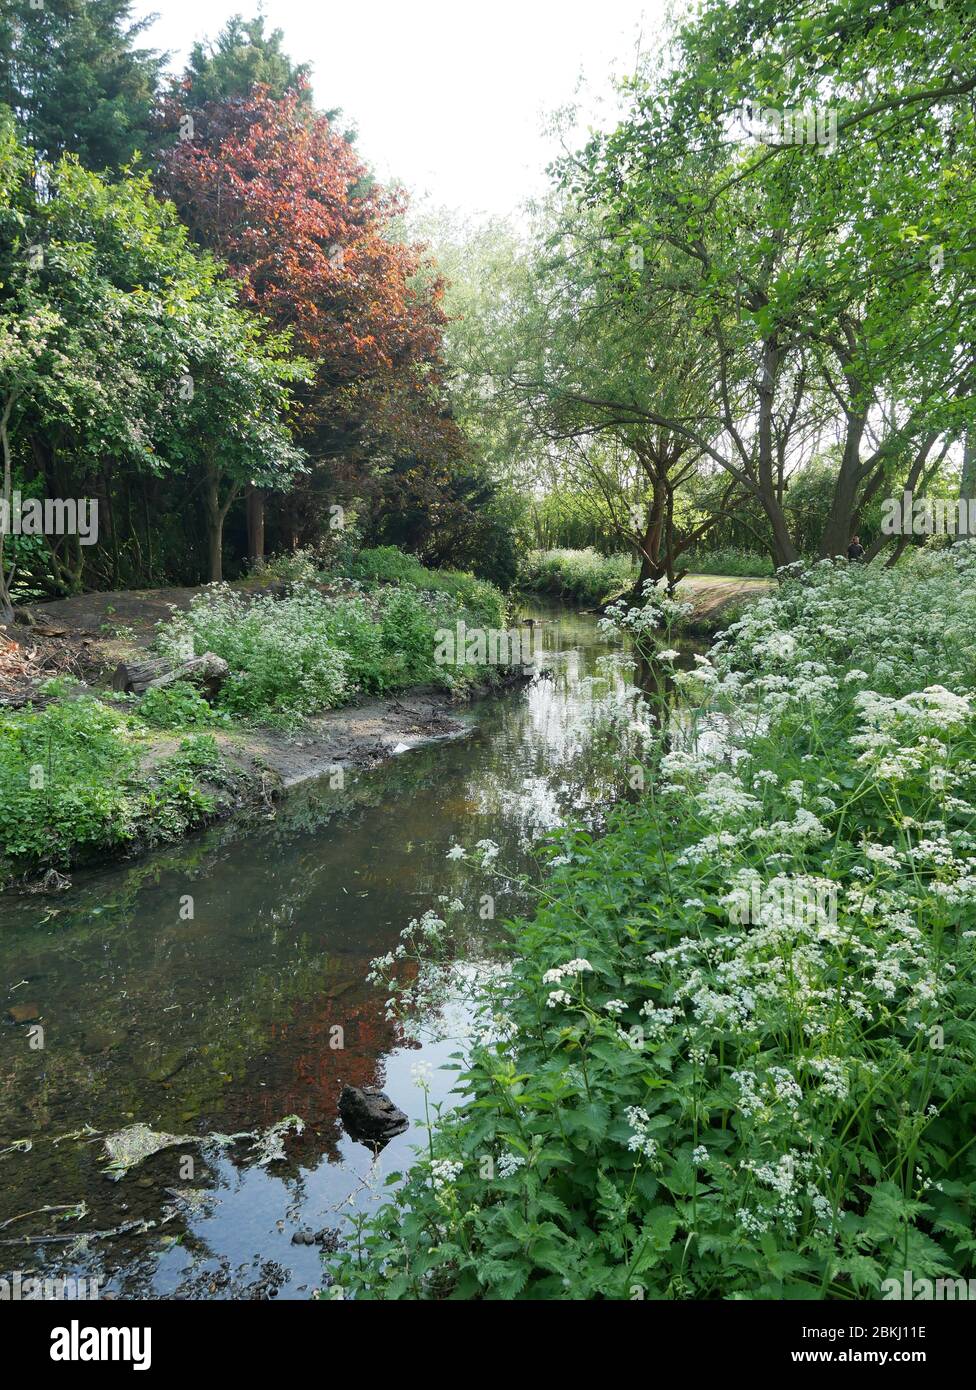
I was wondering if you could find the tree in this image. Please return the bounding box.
[157,87,452,564]
[0,119,306,595]
[155,303,307,582]
[561,0,976,565]
[0,0,164,170]
[178,13,313,108]
[425,203,740,588]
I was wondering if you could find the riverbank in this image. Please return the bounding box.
[0,553,520,891]
[673,574,774,633]
[331,546,976,1300]
[516,548,773,628]
[0,603,636,1298]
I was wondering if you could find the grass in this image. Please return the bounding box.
[683,546,775,578]
[0,683,246,886]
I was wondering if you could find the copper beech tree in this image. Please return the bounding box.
[157,86,460,563]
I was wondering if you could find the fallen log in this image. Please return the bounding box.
[111,651,229,698]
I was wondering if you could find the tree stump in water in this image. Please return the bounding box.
[111,651,229,698]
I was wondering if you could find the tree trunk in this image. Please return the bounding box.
[206,471,223,583]
[204,463,231,583]
[112,652,229,697]
[636,476,668,590]
[960,431,976,537]
[819,413,867,560]
[246,484,266,569]
[756,338,799,568]
[0,394,17,624]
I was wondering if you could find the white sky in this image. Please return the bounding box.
[131,1,670,220]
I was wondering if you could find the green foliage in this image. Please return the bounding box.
[0,124,307,600]
[330,544,976,1300]
[555,0,976,566]
[338,548,505,628]
[156,570,507,724]
[684,547,775,578]
[522,492,618,553]
[364,456,523,592]
[132,681,231,731]
[519,549,635,604]
[0,1,164,171]
[0,693,234,883]
[178,14,313,108]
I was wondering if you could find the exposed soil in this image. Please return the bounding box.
[214,686,492,791]
[0,582,526,877]
[676,574,773,631]
[0,585,215,706]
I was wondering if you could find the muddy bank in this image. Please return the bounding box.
[586,574,772,633]
[1,579,531,893]
[215,676,526,791]
[6,673,528,895]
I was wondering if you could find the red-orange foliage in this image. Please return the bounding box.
[157,87,451,435]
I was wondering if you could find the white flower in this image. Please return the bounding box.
[430,1159,463,1191]
[543,958,593,985]
[497,1152,526,1179]
[411,1061,433,1090]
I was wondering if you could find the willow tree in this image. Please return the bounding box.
[562,0,976,565]
[441,201,741,590]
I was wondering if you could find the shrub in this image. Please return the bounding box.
[519,549,636,604]
[682,546,775,577]
[0,694,233,883]
[329,545,976,1300]
[132,680,230,731]
[156,575,507,723]
[157,585,352,721]
[338,547,505,627]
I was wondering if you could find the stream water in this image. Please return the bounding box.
[0,603,689,1299]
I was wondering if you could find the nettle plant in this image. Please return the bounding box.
[329,546,976,1300]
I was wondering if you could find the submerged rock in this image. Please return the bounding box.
[5,1001,41,1025]
[24,868,72,894]
[81,1026,124,1055]
[291,1228,341,1251]
[338,1086,408,1148]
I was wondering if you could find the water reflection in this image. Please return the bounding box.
[0,604,688,1299]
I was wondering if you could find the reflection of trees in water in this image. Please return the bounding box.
[0,737,468,1293]
[0,605,669,1294]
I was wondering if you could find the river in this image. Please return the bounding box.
[0,603,689,1299]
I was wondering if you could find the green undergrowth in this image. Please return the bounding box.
[0,682,251,886]
[519,549,636,605]
[154,553,508,726]
[328,546,976,1300]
